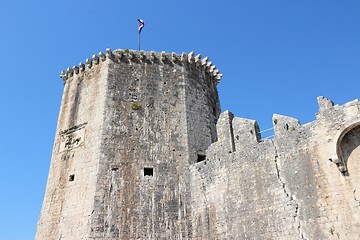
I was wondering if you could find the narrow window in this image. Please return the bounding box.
[69,174,75,182]
[197,154,206,163]
[144,167,153,176]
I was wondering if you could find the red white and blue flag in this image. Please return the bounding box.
[138,19,144,33]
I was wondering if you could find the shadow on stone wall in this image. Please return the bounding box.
[337,123,360,176]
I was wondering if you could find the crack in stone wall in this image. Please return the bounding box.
[353,190,360,207]
[272,140,304,239]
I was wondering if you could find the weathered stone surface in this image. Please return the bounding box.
[190,99,360,239]
[37,50,220,239]
[37,49,360,239]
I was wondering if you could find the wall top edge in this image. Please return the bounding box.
[59,49,223,84]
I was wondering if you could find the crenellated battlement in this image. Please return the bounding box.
[59,49,223,84]
[200,96,360,176]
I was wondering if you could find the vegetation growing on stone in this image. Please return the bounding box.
[132,101,142,110]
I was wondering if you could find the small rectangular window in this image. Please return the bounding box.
[197,154,206,162]
[69,174,75,182]
[144,167,153,176]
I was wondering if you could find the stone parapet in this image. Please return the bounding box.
[59,49,223,84]
[189,96,360,239]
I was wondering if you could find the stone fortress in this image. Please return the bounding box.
[36,49,360,239]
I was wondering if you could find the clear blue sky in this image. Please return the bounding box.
[0,1,359,239]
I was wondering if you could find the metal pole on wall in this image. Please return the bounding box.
[138,31,141,51]
[138,19,144,51]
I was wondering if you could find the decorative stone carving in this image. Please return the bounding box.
[58,50,223,86]
[139,51,145,60]
[67,67,74,77]
[99,52,106,61]
[92,55,99,65]
[201,56,209,66]
[73,66,79,74]
[195,54,202,66]
[188,51,195,64]
[181,52,187,62]
[85,58,92,68]
[150,51,155,61]
[171,52,177,62]
[106,48,112,55]
[58,123,87,153]
[60,70,67,79]
[160,51,166,61]
[79,62,85,71]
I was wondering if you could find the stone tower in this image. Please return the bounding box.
[36,49,222,239]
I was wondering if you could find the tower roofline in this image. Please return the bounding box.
[59,49,223,84]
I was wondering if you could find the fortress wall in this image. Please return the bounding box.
[36,61,109,240]
[273,99,360,239]
[190,112,299,239]
[190,98,360,239]
[272,113,322,239]
[37,47,360,239]
[300,98,360,239]
[184,58,221,163]
[83,51,221,239]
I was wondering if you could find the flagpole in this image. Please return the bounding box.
[138,31,141,51]
[138,19,144,51]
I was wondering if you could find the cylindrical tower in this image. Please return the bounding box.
[36,49,222,239]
